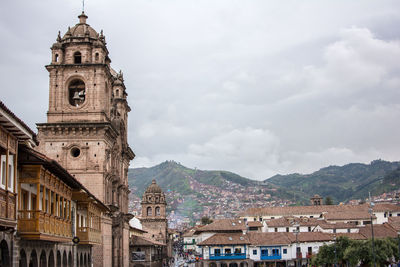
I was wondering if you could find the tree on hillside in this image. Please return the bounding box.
[325,196,334,205]
[201,216,213,225]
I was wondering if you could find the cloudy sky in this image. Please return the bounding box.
[1,0,400,180]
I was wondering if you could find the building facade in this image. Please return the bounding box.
[36,12,134,267]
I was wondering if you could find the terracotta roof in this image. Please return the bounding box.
[324,211,374,221]
[130,226,147,233]
[248,232,292,246]
[334,233,366,240]
[247,221,263,227]
[317,221,358,229]
[294,232,333,243]
[0,100,37,144]
[266,216,320,227]
[358,223,398,239]
[198,233,250,246]
[372,203,400,212]
[248,232,333,246]
[239,203,398,217]
[182,227,199,237]
[239,204,361,217]
[388,216,400,231]
[195,219,246,233]
[131,235,165,247]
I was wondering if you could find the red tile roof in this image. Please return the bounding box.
[247,221,263,227]
[195,219,246,233]
[198,233,250,246]
[358,223,398,239]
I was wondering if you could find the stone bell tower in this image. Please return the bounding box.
[36,12,135,267]
[141,180,168,243]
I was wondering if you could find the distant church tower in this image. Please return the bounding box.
[310,194,323,205]
[36,12,135,267]
[141,180,168,243]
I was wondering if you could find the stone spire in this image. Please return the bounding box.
[78,11,88,24]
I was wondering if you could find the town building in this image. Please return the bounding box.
[0,100,112,266]
[36,12,135,267]
[0,101,37,265]
[129,180,172,267]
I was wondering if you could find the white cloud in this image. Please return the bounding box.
[1,1,400,180]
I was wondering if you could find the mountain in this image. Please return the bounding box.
[128,159,400,224]
[128,160,257,196]
[128,161,301,222]
[265,159,400,202]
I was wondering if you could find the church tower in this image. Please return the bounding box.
[36,12,135,267]
[141,180,168,243]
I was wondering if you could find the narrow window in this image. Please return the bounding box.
[74,51,82,64]
[1,160,5,186]
[147,207,152,216]
[155,207,160,216]
[8,163,13,191]
[274,228,278,232]
[252,250,257,255]
[286,227,289,232]
[95,52,99,62]
[308,226,311,232]
[55,54,59,62]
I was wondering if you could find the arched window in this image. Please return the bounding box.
[155,207,160,216]
[68,80,86,107]
[116,89,119,97]
[95,52,99,62]
[74,52,82,64]
[147,207,152,216]
[55,54,59,63]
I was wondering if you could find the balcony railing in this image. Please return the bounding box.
[77,226,102,244]
[210,253,247,260]
[0,190,16,225]
[261,254,281,260]
[18,210,72,242]
[296,252,303,259]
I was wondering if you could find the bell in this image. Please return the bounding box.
[73,91,81,101]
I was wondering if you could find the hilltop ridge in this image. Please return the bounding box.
[128,159,400,224]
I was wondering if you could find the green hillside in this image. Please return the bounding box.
[266,159,400,203]
[128,160,256,197]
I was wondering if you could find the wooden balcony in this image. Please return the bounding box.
[0,189,16,227]
[77,226,102,245]
[18,210,72,242]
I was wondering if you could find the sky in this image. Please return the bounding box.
[1,0,400,180]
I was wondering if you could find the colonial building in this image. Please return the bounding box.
[17,145,108,267]
[0,100,111,266]
[0,101,37,266]
[129,180,172,267]
[36,12,134,267]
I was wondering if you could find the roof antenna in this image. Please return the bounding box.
[82,0,85,13]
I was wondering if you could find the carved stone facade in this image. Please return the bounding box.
[140,180,172,261]
[36,12,134,267]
